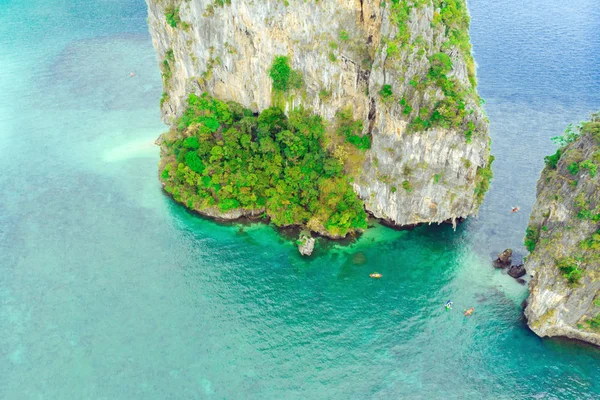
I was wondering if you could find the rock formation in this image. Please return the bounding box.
[146,0,492,232]
[507,264,525,279]
[524,112,600,346]
[493,248,512,268]
[298,232,316,256]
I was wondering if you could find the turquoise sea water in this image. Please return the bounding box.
[1,0,600,398]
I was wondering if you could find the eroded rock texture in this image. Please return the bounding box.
[146,0,492,227]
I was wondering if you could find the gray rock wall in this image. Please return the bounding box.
[145,0,491,227]
[524,115,600,346]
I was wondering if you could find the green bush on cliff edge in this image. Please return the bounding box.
[524,225,539,252]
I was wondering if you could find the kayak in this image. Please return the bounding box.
[369,273,382,279]
[464,307,475,316]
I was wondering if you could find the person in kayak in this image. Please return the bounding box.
[464,308,475,316]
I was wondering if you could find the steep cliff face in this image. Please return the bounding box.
[146,0,491,228]
[524,113,600,346]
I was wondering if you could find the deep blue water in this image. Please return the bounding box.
[1,0,599,398]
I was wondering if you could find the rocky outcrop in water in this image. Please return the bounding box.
[298,232,316,256]
[145,0,492,230]
[507,264,526,279]
[524,112,600,347]
[493,248,512,268]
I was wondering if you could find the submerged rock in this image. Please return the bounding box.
[493,248,513,268]
[524,112,600,347]
[298,233,315,257]
[351,252,367,265]
[507,264,526,279]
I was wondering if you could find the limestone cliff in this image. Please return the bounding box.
[524,112,600,346]
[145,0,492,228]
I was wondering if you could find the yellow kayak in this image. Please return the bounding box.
[369,273,382,279]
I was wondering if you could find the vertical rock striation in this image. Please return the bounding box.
[524,113,600,347]
[145,0,492,228]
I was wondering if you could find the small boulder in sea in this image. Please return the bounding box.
[298,232,315,256]
[493,248,513,268]
[516,278,527,285]
[508,264,526,279]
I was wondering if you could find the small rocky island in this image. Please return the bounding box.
[524,112,600,346]
[146,0,493,253]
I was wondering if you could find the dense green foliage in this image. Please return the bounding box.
[580,159,597,177]
[567,162,580,175]
[379,84,393,99]
[544,149,562,169]
[556,257,582,285]
[428,52,453,79]
[524,225,539,252]
[400,96,412,115]
[269,56,302,93]
[269,56,292,92]
[165,5,181,28]
[338,30,350,42]
[160,93,368,237]
[268,56,303,108]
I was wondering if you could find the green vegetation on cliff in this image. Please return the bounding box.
[385,0,481,140]
[587,314,600,331]
[335,108,371,150]
[474,154,494,205]
[165,5,181,28]
[524,225,539,252]
[555,257,583,285]
[159,93,368,238]
[268,56,303,109]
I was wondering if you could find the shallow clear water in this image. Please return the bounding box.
[1,0,599,398]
